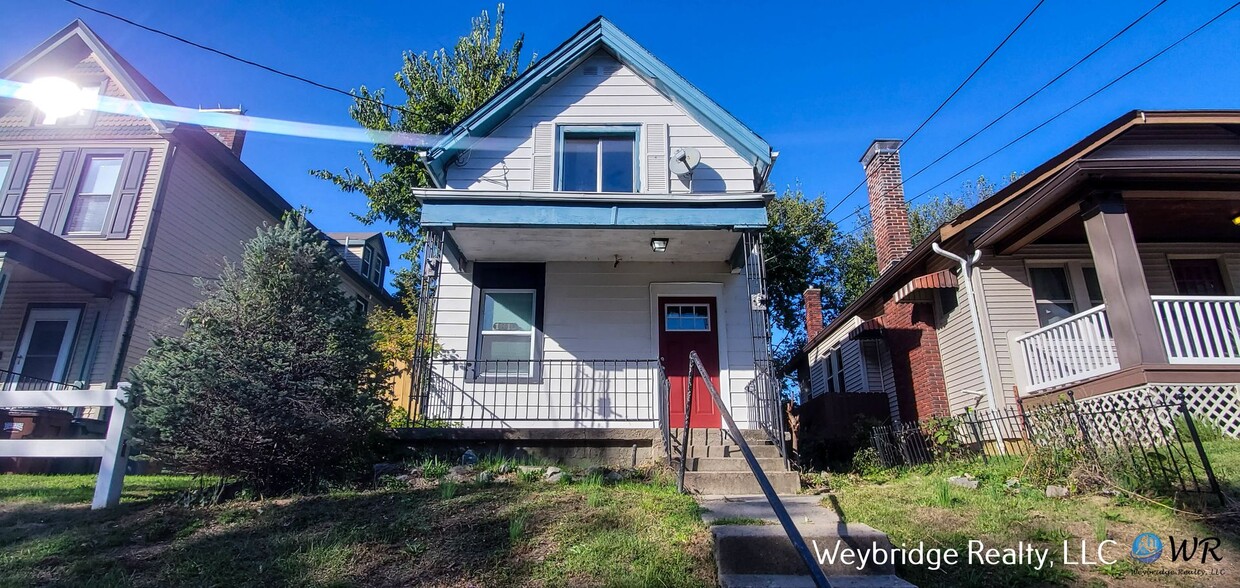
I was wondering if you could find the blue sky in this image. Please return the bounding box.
[5,0,1240,282]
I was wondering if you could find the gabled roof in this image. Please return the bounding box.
[795,109,1240,363]
[326,231,389,261]
[2,19,175,133]
[424,16,773,187]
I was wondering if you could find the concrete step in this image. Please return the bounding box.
[719,573,915,587]
[685,444,783,459]
[683,471,800,495]
[672,428,778,446]
[712,524,899,577]
[685,456,787,472]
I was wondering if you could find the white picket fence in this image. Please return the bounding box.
[0,384,131,509]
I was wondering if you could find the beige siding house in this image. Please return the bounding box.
[795,111,1240,439]
[0,21,392,416]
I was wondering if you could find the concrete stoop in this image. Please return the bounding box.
[700,496,916,588]
[677,429,798,495]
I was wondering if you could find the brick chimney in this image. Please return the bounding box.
[804,287,823,340]
[200,107,247,157]
[860,139,911,274]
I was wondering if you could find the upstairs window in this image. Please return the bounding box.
[36,84,101,126]
[0,157,11,187]
[64,155,123,234]
[360,246,372,277]
[370,253,384,286]
[558,128,637,192]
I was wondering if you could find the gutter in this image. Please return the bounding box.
[931,243,1006,454]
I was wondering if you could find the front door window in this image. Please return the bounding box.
[8,308,80,390]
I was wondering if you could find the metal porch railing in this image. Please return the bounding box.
[672,351,830,587]
[417,358,667,427]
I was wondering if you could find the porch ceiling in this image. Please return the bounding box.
[448,227,741,263]
[1035,196,1240,245]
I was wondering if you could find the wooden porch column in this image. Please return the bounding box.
[1081,192,1167,367]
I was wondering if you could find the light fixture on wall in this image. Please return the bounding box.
[650,238,669,253]
[1233,214,1240,226]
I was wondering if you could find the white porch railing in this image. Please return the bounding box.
[1016,305,1120,394]
[1153,296,1240,364]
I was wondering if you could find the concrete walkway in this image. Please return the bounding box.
[698,495,916,588]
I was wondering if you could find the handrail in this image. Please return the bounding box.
[1014,304,1109,343]
[678,351,831,588]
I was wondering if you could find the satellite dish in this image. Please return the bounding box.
[669,147,700,176]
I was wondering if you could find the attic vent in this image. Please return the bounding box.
[602,64,621,76]
[583,65,600,76]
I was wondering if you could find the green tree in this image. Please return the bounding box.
[130,215,390,493]
[312,5,530,254]
[835,174,1018,310]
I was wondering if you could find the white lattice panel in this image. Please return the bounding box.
[1151,384,1240,439]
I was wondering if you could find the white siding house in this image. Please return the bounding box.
[407,18,782,441]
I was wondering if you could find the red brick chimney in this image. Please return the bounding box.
[860,139,911,274]
[804,287,823,340]
[200,108,247,157]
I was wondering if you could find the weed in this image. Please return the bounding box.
[1097,557,1142,579]
[439,481,458,499]
[509,512,530,543]
[930,480,957,508]
[582,472,604,487]
[709,517,768,526]
[519,468,542,483]
[418,456,450,479]
[586,491,606,508]
[1028,526,1072,542]
[1093,516,1107,542]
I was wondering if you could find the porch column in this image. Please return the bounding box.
[1081,192,1167,367]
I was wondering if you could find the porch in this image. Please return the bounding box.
[988,191,1240,398]
[405,190,785,447]
[0,217,131,398]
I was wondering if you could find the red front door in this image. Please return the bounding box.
[659,297,722,428]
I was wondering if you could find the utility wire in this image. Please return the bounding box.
[822,0,1047,218]
[61,0,411,116]
[831,0,1239,236]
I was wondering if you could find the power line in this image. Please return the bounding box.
[831,0,1239,236]
[822,0,1047,218]
[900,0,1168,188]
[61,0,412,116]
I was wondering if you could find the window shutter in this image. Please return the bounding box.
[644,123,668,193]
[105,148,150,239]
[531,122,555,191]
[1,149,37,217]
[39,149,80,231]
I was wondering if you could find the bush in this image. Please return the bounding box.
[130,214,391,493]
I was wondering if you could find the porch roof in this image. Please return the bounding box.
[417,189,769,230]
[0,217,132,296]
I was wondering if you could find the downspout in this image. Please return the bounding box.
[931,242,1006,455]
[110,141,178,387]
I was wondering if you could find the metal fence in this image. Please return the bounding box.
[416,358,666,427]
[869,391,1225,504]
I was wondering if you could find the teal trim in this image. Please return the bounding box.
[425,17,772,185]
[421,200,767,229]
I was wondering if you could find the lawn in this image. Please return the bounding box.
[826,445,1240,588]
[0,472,714,588]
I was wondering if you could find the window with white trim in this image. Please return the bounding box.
[64,155,123,235]
[1029,264,1105,327]
[0,157,11,188]
[477,289,537,375]
[360,246,373,278]
[558,127,638,192]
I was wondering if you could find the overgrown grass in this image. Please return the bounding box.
[825,446,1240,588]
[0,472,713,587]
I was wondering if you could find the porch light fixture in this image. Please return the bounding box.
[1233,214,1240,226]
[650,238,669,253]
[16,77,90,119]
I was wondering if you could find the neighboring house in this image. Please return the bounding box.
[793,111,1240,438]
[405,17,785,461]
[0,21,392,416]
